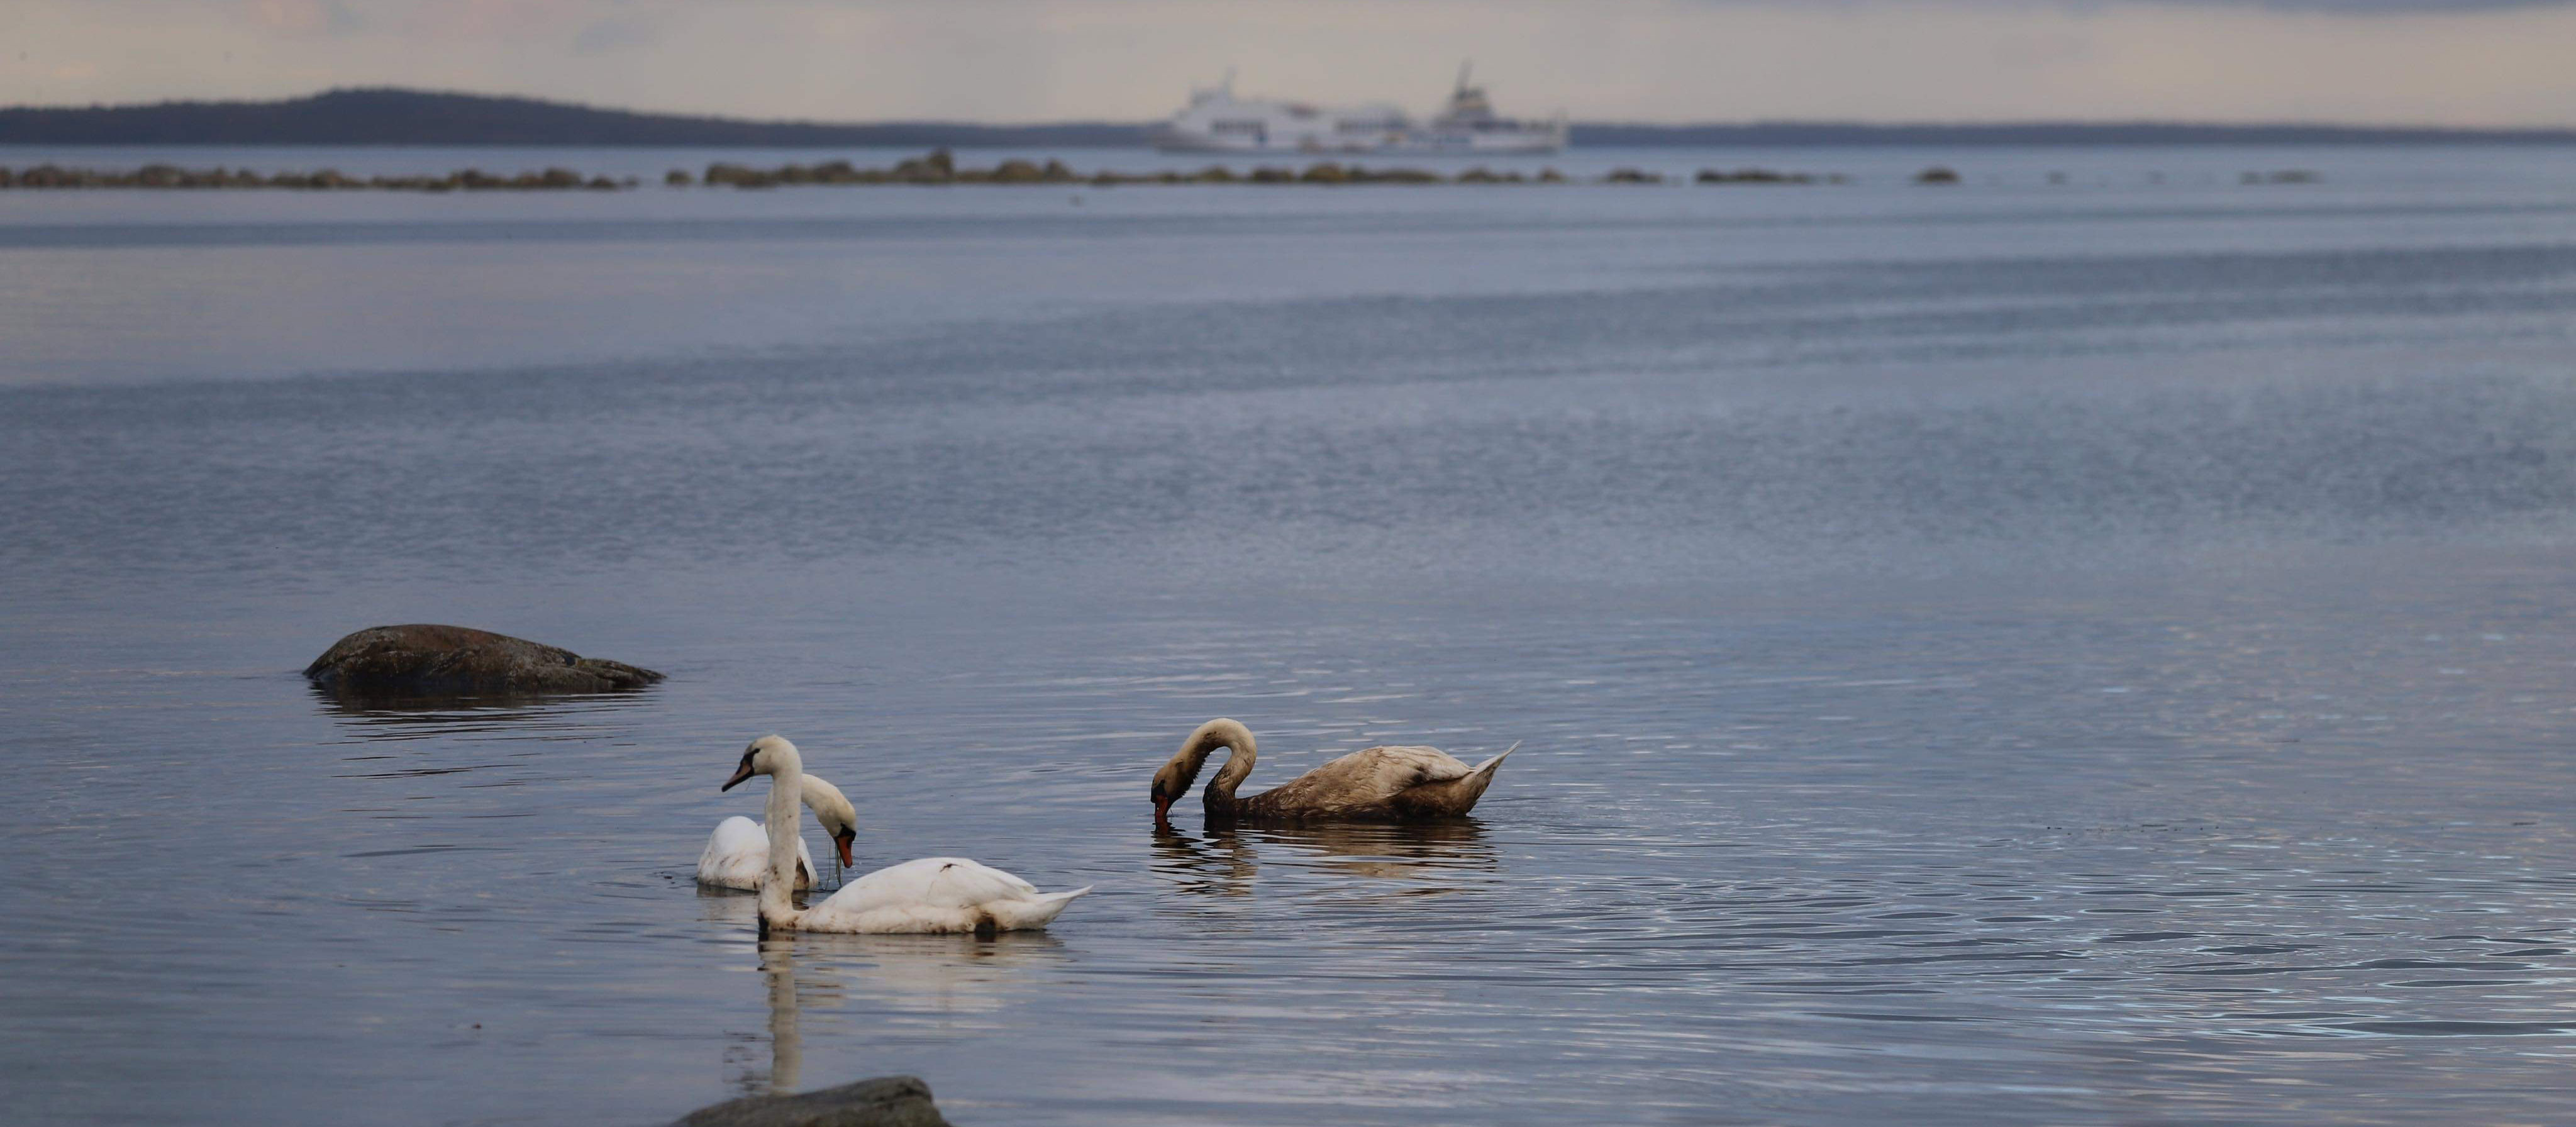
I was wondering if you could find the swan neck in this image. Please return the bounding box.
[1201,721,1257,801]
[758,750,806,931]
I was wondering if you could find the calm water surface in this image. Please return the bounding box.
[3,145,2575,1124]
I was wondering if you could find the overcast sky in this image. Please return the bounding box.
[4,0,2573,125]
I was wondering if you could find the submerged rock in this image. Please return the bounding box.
[669,1077,950,1127]
[1696,167,1818,185]
[304,625,663,696]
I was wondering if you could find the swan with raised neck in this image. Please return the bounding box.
[721,735,1089,935]
[1150,718,1516,824]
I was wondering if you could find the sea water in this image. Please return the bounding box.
[3,144,2574,1124]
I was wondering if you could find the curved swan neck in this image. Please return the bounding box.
[1192,719,1258,801]
[758,745,807,932]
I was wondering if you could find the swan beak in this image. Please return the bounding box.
[832,829,856,869]
[1152,794,1173,823]
[720,762,755,791]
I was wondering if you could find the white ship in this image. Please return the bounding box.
[1156,65,1568,156]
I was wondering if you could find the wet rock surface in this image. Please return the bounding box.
[303,624,663,696]
[667,1077,950,1127]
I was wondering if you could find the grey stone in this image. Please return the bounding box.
[670,1077,951,1127]
[303,624,663,696]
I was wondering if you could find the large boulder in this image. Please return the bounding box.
[669,1077,950,1127]
[304,625,663,695]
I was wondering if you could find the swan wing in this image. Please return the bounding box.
[803,857,1089,933]
[821,857,1035,910]
[1279,745,1474,803]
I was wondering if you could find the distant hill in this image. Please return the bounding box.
[0,88,1145,147]
[3,88,2569,148]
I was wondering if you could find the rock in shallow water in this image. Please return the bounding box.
[303,624,663,695]
[669,1077,950,1127]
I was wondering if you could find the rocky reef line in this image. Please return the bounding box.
[0,148,1881,191]
[0,164,633,191]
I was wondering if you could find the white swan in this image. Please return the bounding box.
[696,775,860,891]
[721,735,1091,935]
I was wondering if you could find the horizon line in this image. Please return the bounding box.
[3,87,2572,136]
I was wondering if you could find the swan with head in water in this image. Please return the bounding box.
[721,736,1091,935]
[1150,718,1516,824]
[696,775,860,891]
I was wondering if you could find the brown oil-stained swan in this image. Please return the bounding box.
[1150,718,1515,823]
[722,736,1089,935]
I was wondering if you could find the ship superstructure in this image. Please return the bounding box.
[1157,65,1567,155]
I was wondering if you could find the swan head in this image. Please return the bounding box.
[722,735,799,791]
[1148,764,1186,823]
[800,775,860,869]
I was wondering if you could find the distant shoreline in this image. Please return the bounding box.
[4,88,2571,148]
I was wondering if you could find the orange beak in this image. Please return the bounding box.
[721,762,755,791]
[1152,794,1173,823]
[832,829,856,869]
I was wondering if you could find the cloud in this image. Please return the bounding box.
[2107,0,2574,9]
[569,11,665,54]
[246,0,369,35]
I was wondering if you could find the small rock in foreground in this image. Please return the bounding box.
[670,1076,951,1127]
[304,624,663,696]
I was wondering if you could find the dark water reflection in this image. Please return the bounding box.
[311,684,662,723]
[4,147,2576,1125]
[1155,818,1499,892]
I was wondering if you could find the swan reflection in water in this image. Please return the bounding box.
[1152,818,1499,893]
[745,936,811,1096]
[726,931,1068,1096]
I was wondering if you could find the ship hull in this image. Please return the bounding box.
[1153,128,1566,156]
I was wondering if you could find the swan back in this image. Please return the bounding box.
[1226,741,1517,819]
[697,815,814,890]
[801,857,1092,935]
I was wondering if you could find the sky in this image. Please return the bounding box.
[3,0,2574,126]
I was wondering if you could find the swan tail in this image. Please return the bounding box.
[1403,743,1517,816]
[1470,742,1519,777]
[994,886,1092,930]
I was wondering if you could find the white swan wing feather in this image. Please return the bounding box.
[803,856,1089,933]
